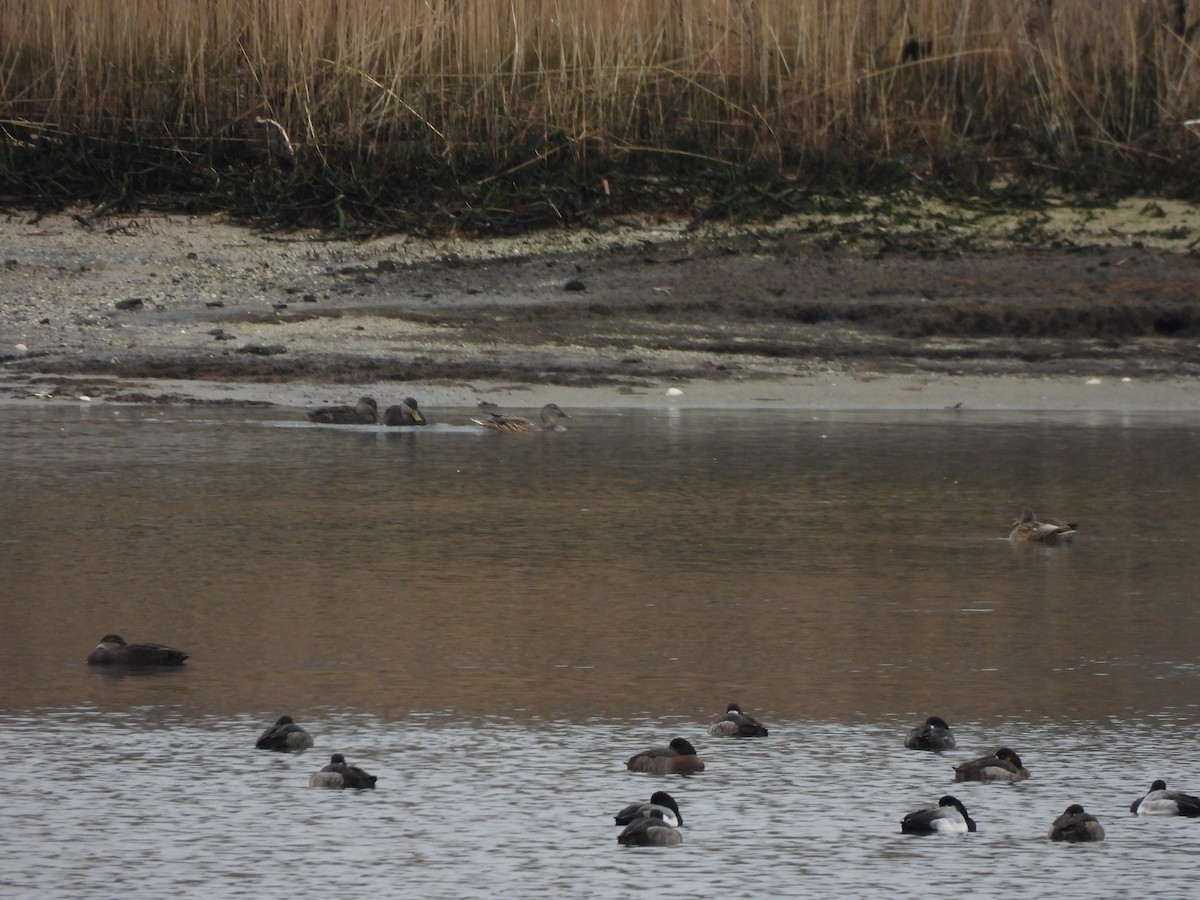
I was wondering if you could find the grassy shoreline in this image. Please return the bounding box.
[3,1,1200,231]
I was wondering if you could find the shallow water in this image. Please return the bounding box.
[3,404,1200,897]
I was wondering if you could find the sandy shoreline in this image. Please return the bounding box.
[3,202,1200,414]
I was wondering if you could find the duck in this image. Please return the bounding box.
[255,715,315,751]
[707,702,769,738]
[954,747,1030,782]
[625,737,705,775]
[1008,508,1076,545]
[308,753,377,789]
[383,397,426,427]
[307,396,378,424]
[1048,804,1105,841]
[86,634,188,666]
[1130,779,1200,816]
[614,791,682,827]
[901,795,977,834]
[471,403,570,433]
[904,716,956,751]
[617,810,683,846]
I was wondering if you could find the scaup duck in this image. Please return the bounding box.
[255,715,315,751]
[308,753,377,789]
[1130,779,1200,816]
[954,747,1030,782]
[905,716,956,751]
[901,795,977,834]
[626,737,705,775]
[617,810,684,846]
[1048,804,1105,841]
[614,791,682,827]
[707,703,769,738]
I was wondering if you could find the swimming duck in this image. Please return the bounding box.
[307,396,378,424]
[625,737,705,775]
[308,753,377,789]
[904,716,957,751]
[1130,779,1200,816]
[707,703,769,738]
[383,397,426,426]
[86,634,188,666]
[901,795,977,834]
[954,747,1030,782]
[471,403,570,433]
[617,810,684,846]
[1008,508,1076,545]
[614,791,682,827]
[255,715,315,751]
[1048,804,1105,841]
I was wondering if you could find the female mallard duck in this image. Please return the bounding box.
[86,634,188,666]
[905,716,956,751]
[614,791,682,827]
[954,747,1030,782]
[471,403,570,433]
[707,703,769,738]
[901,795,977,834]
[308,753,377,789]
[307,396,378,424]
[1008,508,1076,545]
[625,737,705,775]
[1048,804,1105,841]
[1130,779,1200,816]
[383,397,426,426]
[255,715,315,751]
[617,810,684,846]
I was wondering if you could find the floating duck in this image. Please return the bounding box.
[1048,804,1105,841]
[625,738,705,775]
[383,397,426,426]
[901,795,977,834]
[1008,508,1076,545]
[86,634,188,666]
[707,703,769,738]
[255,715,315,751]
[471,403,570,433]
[307,397,378,424]
[308,753,377,789]
[1130,779,1200,816]
[954,747,1030,782]
[904,716,956,751]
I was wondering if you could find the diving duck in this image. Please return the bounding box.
[953,747,1030,782]
[707,703,769,738]
[255,715,315,751]
[904,716,956,751]
[86,634,188,666]
[307,396,378,424]
[1048,804,1105,841]
[614,791,682,827]
[1130,779,1200,816]
[1008,508,1076,545]
[625,737,705,775]
[308,753,377,789]
[383,397,426,426]
[901,795,977,834]
[471,403,570,433]
[617,810,683,846]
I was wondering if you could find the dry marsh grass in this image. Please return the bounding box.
[2,0,1199,227]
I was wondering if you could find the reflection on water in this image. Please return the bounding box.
[2,404,1200,896]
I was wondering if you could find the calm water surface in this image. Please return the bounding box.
[3,403,1200,897]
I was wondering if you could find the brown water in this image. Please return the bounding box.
[2,403,1199,897]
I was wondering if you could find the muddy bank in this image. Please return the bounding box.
[2,200,1199,411]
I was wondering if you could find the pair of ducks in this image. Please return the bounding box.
[255,715,377,789]
[307,396,425,426]
[902,796,1106,842]
[904,717,1030,782]
[306,397,572,432]
[617,703,770,846]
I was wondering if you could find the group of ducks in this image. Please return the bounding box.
[305,396,571,433]
[900,715,1200,840]
[84,638,1199,845]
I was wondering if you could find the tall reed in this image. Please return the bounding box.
[2,0,1198,223]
